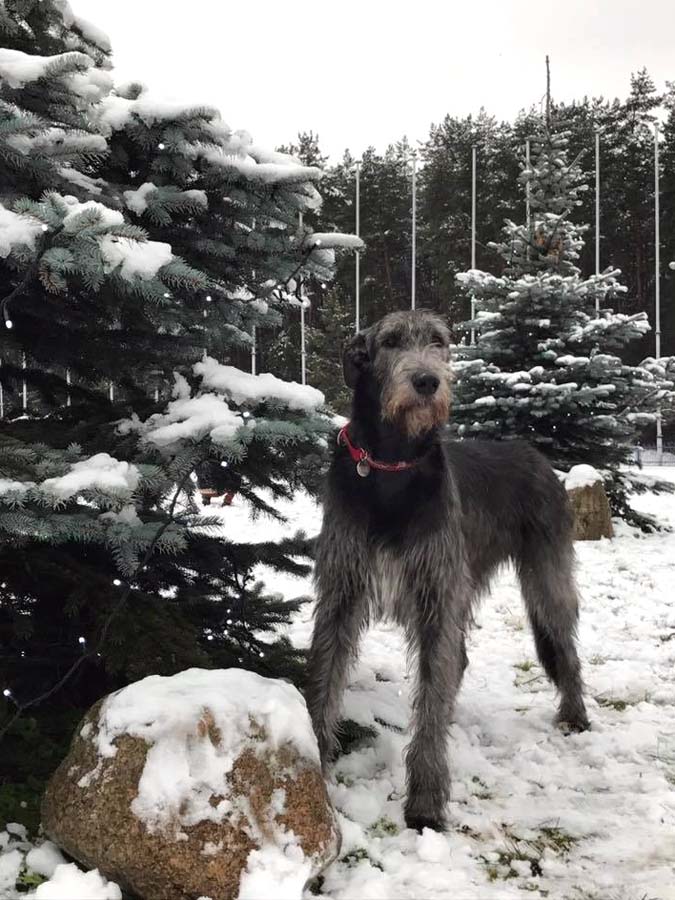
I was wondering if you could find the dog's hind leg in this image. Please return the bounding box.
[306,523,370,770]
[517,540,590,733]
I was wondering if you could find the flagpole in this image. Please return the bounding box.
[411,151,417,310]
[470,144,477,345]
[655,123,663,464]
[355,160,361,332]
[525,138,531,255]
[595,129,601,312]
[299,210,307,385]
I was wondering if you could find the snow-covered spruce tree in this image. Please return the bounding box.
[0,1,359,825]
[451,124,673,528]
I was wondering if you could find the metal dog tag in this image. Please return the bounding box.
[356,459,371,477]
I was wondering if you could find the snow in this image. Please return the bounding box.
[32,864,121,899]
[61,198,124,232]
[5,472,675,898]
[70,16,112,54]
[83,668,319,831]
[237,842,313,900]
[202,149,321,185]
[57,2,112,52]
[0,48,86,88]
[24,842,66,879]
[98,235,173,280]
[0,48,111,100]
[306,233,364,252]
[0,204,43,258]
[200,475,675,899]
[194,357,325,411]
[0,850,22,895]
[141,393,244,448]
[123,182,157,215]
[40,453,140,500]
[58,167,104,195]
[564,464,602,490]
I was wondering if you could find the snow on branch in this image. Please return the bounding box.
[304,233,363,252]
[0,203,43,257]
[194,357,325,411]
[0,48,112,100]
[40,453,140,501]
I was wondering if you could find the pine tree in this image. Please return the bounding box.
[0,0,356,826]
[452,120,674,527]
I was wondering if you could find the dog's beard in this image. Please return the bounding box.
[381,381,451,438]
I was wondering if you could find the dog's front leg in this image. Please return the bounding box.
[306,527,369,770]
[404,591,467,833]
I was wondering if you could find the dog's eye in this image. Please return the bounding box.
[430,336,445,348]
[382,335,399,349]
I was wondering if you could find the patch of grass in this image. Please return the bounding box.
[588,654,607,665]
[480,824,578,884]
[368,816,399,837]
[514,660,536,672]
[16,866,47,892]
[595,696,628,712]
[340,847,383,870]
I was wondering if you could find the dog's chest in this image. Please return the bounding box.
[367,547,407,623]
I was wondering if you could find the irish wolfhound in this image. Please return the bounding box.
[306,309,589,833]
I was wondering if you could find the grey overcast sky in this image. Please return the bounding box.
[74,0,675,160]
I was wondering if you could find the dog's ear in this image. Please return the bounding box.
[343,331,370,389]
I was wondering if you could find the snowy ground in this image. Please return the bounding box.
[3,468,675,899]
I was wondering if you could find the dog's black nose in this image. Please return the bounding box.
[412,372,440,396]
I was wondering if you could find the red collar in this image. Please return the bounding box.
[337,423,421,477]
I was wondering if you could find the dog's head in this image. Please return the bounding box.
[343,310,452,438]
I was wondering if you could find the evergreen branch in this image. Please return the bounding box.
[0,445,208,744]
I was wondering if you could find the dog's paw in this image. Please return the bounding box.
[556,712,591,734]
[404,814,446,834]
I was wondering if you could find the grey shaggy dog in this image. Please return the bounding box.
[306,309,590,833]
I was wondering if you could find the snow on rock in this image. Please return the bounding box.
[0,204,43,257]
[98,235,173,280]
[194,356,325,411]
[564,464,602,490]
[89,668,320,827]
[40,453,140,500]
[237,842,313,900]
[41,668,340,900]
[33,863,122,899]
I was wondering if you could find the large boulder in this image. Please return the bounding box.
[565,464,613,541]
[42,668,340,900]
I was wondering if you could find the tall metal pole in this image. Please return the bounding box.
[595,129,601,311]
[470,144,477,345]
[355,161,360,332]
[525,139,531,257]
[300,299,307,385]
[22,352,26,411]
[298,210,307,384]
[655,123,663,464]
[411,152,417,310]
